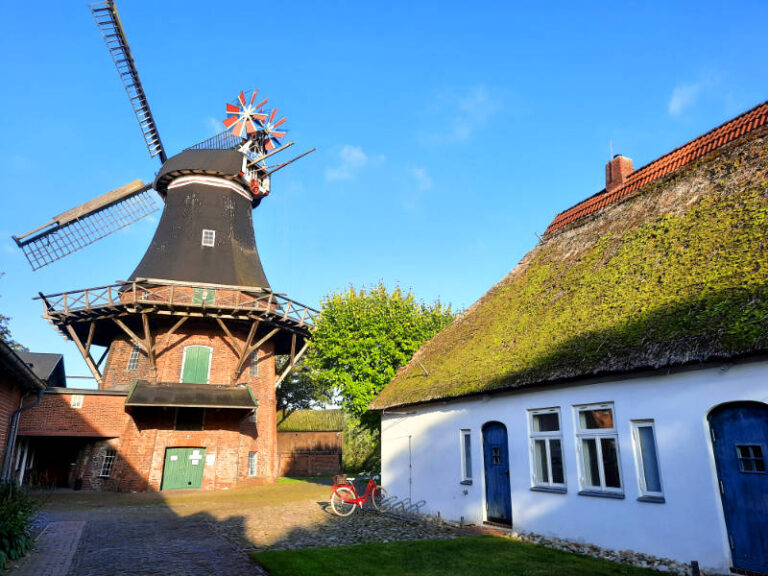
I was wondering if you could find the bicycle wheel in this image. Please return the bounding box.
[371,486,390,512]
[330,486,357,517]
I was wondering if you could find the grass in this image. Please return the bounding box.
[251,535,663,576]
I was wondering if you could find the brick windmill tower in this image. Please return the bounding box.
[12,1,315,491]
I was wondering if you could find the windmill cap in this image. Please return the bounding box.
[154,149,250,199]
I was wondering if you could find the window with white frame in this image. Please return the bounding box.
[459,429,472,483]
[249,351,259,376]
[70,395,84,409]
[248,451,258,477]
[631,420,664,500]
[201,229,216,247]
[529,408,565,490]
[574,403,623,494]
[100,449,117,477]
[126,342,141,371]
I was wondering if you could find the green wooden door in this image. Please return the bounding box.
[161,447,206,490]
[181,346,211,384]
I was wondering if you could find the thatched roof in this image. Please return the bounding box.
[371,104,768,410]
[277,409,344,432]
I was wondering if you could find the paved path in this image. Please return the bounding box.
[8,482,458,576]
[10,521,85,576]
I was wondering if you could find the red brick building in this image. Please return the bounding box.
[0,340,45,483]
[18,149,316,491]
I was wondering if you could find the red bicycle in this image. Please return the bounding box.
[330,473,389,517]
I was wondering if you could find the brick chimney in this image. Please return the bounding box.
[605,154,633,192]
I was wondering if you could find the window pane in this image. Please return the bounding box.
[638,426,662,493]
[601,437,621,488]
[582,438,600,487]
[580,409,614,429]
[248,452,258,476]
[550,439,564,484]
[463,433,472,479]
[534,440,549,483]
[533,412,560,432]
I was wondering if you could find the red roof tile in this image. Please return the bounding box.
[544,100,768,236]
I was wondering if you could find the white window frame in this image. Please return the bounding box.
[574,403,623,495]
[248,451,258,477]
[201,229,216,247]
[126,342,141,371]
[99,449,117,477]
[70,395,84,409]
[459,429,472,484]
[249,350,259,377]
[631,420,664,500]
[528,407,566,490]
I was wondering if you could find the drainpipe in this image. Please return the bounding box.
[1,388,44,483]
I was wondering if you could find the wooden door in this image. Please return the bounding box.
[181,346,211,384]
[482,421,512,525]
[161,447,206,490]
[709,402,768,573]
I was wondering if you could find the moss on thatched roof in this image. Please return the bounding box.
[371,125,768,410]
[277,409,344,432]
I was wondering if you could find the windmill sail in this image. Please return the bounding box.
[14,181,158,270]
[90,1,166,163]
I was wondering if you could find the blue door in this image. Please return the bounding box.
[709,402,768,573]
[482,421,512,525]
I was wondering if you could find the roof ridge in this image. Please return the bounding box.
[544,99,768,236]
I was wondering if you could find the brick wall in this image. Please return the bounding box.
[0,377,22,467]
[18,391,128,437]
[20,302,284,491]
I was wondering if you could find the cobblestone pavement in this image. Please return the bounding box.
[9,482,461,576]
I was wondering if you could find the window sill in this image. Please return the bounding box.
[637,495,665,504]
[460,480,473,486]
[530,486,567,494]
[578,490,625,500]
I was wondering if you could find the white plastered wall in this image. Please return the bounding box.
[380,359,768,573]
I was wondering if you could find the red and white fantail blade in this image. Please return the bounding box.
[226,103,240,115]
[249,90,258,106]
[270,130,286,139]
[238,91,247,107]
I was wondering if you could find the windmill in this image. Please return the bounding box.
[13,1,313,272]
[8,1,319,492]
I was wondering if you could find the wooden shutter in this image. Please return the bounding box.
[181,346,211,384]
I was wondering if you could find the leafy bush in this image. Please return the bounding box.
[0,483,38,568]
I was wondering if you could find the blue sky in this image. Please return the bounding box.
[1,1,767,384]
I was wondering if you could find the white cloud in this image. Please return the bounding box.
[411,167,433,191]
[325,145,381,181]
[421,86,500,145]
[668,83,701,116]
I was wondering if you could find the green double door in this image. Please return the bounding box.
[161,447,206,490]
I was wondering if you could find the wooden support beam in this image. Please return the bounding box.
[233,325,278,382]
[164,317,188,341]
[96,346,109,368]
[216,318,243,355]
[274,341,309,389]
[65,324,103,386]
[142,313,156,373]
[85,322,95,355]
[113,319,148,353]
[289,333,297,365]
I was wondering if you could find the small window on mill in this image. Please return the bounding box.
[201,229,216,247]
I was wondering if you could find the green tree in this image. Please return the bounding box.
[275,357,333,412]
[306,282,454,423]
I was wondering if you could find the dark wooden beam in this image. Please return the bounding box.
[113,319,148,353]
[65,324,103,385]
[274,341,309,389]
[216,318,243,355]
[85,322,95,355]
[142,313,156,372]
[165,317,188,341]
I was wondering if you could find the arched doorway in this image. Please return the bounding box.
[709,402,768,573]
[482,421,512,525]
